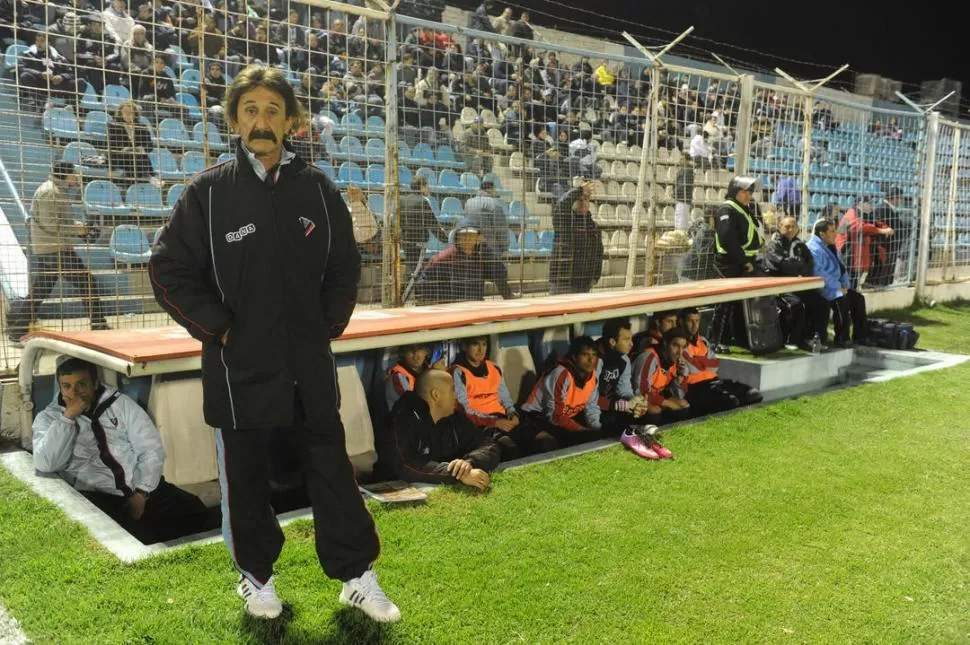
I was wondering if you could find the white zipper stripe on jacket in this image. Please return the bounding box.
[208,186,237,428]
[317,184,340,410]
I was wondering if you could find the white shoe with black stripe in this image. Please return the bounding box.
[237,575,283,619]
[339,567,401,623]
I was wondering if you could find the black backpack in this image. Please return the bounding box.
[866,318,919,350]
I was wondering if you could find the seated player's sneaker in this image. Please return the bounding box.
[620,429,660,460]
[634,426,673,459]
[646,436,674,459]
[237,575,283,619]
[340,567,402,623]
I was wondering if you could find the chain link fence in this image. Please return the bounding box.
[0,1,959,374]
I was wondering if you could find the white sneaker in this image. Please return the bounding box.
[237,575,283,619]
[339,567,402,623]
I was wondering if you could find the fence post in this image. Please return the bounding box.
[628,65,661,288]
[943,125,961,281]
[799,94,813,228]
[733,75,755,177]
[382,9,400,307]
[915,111,939,299]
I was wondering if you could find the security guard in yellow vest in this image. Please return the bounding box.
[709,176,766,350]
[714,176,765,277]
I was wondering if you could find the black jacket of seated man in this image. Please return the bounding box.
[762,231,813,277]
[378,391,501,484]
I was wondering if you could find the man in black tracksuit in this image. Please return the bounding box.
[709,176,766,349]
[149,66,399,623]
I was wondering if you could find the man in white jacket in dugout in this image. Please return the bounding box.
[32,357,210,544]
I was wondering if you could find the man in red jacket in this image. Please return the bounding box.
[835,197,894,288]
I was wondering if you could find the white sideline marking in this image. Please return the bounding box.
[0,599,29,645]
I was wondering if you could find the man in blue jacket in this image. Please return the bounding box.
[807,219,868,348]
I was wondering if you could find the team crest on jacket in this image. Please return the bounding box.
[299,216,316,237]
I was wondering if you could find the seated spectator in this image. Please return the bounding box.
[689,129,712,169]
[415,219,514,305]
[32,358,210,544]
[102,0,134,45]
[17,30,86,112]
[674,154,695,232]
[679,307,762,413]
[74,15,122,94]
[808,219,869,348]
[202,60,227,121]
[107,100,155,183]
[451,336,536,460]
[762,216,827,349]
[632,327,693,426]
[121,23,153,84]
[378,370,500,491]
[521,336,603,450]
[385,343,443,411]
[135,53,178,121]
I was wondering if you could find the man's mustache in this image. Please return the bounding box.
[249,130,277,142]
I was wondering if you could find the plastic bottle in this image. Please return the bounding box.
[811,332,822,355]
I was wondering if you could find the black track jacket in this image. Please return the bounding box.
[149,141,360,429]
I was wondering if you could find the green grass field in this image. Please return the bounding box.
[2,302,970,644]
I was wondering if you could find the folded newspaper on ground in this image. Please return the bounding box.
[359,481,429,504]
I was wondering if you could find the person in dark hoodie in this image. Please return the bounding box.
[379,369,500,491]
[415,218,514,304]
[450,335,541,460]
[762,215,826,350]
[521,336,604,450]
[550,183,603,295]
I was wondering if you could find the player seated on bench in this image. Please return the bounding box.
[378,370,500,492]
[521,336,605,450]
[632,310,679,355]
[595,318,672,460]
[385,343,447,410]
[679,307,763,413]
[632,327,694,426]
[32,358,210,544]
[451,335,539,461]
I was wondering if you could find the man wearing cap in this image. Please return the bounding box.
[708,176,766,349]
[415,219,513,304]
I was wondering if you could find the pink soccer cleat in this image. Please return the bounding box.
[620,429,661,460]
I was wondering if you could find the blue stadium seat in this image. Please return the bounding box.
[339,136,366,162]
[3,44,27,72]
[523,230,547,256]
[397,141,411,160]
[425,231,446,256]
[179,68,201,94]
[365,164,385,189]
[439,196,463,223]
[62,142,109,178]
[79,84,104,111]
[126,183,169,218]
[426,195,439,215]
[103,84,130,110]
[482,172,513,198]
[538,230,554,251]
[175,92,203,121]
[109,225,152,264]
[84,180,129,217]
[158,118,189,148]
[398,165,412,188]
[460,172,481,193]
[315,159,336,180]
[166,183,185,207]
[191,122,228,151]
[411,143,435,164]
[365,115,385,135]
[507,230,520,254]
[43,107,79,140]
[367,193,384,216]
[336,161,364,188]
[438,169,461,192]
[149,148,186,181]
[167,44,193,70]
[415,166,437,189]
[339,113,365,136]
[435,145,463,169]
[319,109,338,123]
[182,150,206,175]
[365,137,385,162]
[81,110,109,143]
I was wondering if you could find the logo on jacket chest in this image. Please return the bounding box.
[299,216,316,237]
[603,368,620,383]
[226,223,256,243]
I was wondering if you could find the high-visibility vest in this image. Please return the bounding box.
[640,347,678,395]
[685,336,718,385]
[715,200,764,257]
[386,364,416,391]
[451,360,507,416]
